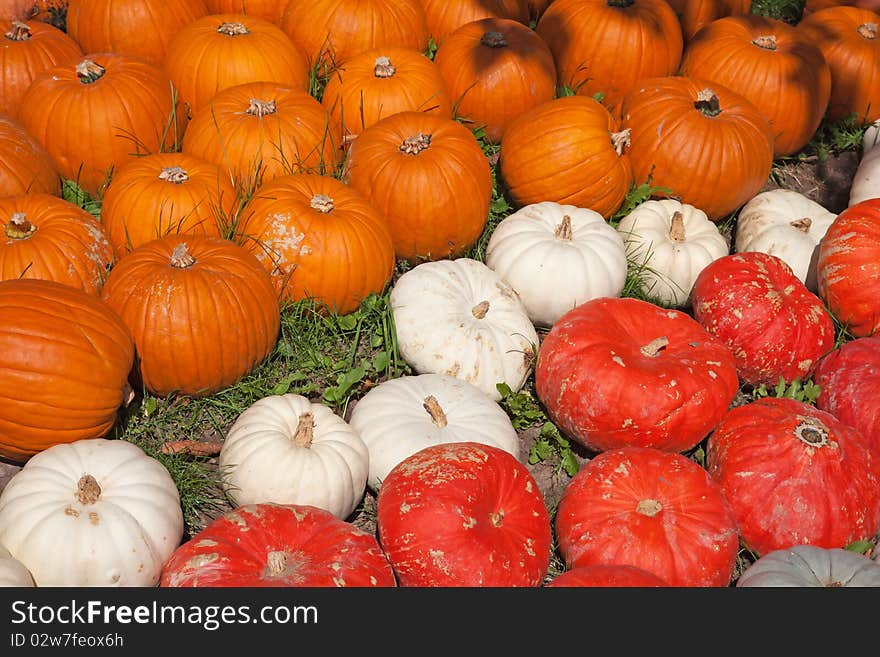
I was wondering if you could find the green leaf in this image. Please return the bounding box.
[844,540,874,555]
[337,314,358,331]
[529,439,552,464]
[142,396,158,417]
[561,450,581,477]
[496,382,513,399]
[371,350,390,372]
[271,376,294,396]
[690,446,706,468]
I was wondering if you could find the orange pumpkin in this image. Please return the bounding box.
[620,75,775,221]
[17,54,186,198]
[182,81,338,195]
[100,152,238,258]
[164,13,309,119]
[0,19,82,117]
[434,18,556,144]
[499,95,633,217]
[0,277,134,462]
[343,111,492,263]
[203,0,288,23]
[0,113,60,198]
[666,0,751,42]
[236,174,395,314]
[0,0,67,28]
[100,234,280,398]
[528,0,555,21]
[418,0,529,45]
[680,15,832,156]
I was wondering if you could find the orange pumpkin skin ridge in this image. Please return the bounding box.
[0,114,60,198]
[419,0,529,45]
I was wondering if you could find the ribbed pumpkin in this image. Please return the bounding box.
[0,278,134,462]
[620,75,775,221]
[0,193,113,294]
[798,6,880,124]
[203,0,288,23]
[17,54,186,197]
[163,13,309,119]
[0,19,82,117]
[666,0,752,42]
[418,0,529,45]
[182,81,337,194]
[499,95,633,218]
[434,18,557,144]
[280,0,430,68]
[343,111,491,263]
[99,234,280,398]
[0,114,60,197]
[236,174,395,314]
[321,46,453,148]
[536,0,683,112]
[99,152,237,258]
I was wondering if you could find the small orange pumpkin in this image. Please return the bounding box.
[0,114,60,198]
[418,0,529,45]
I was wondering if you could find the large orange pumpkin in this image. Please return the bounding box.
[236,173,395,314]
[343,111,492,263]
[418,0,529,45]
[0,277,134,462]
[100,234,280,398]
[203,0,288,23]
[0,114,60,197]
[666,0,751,42]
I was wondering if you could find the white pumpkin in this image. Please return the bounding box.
[485,201,628,327]
[0,545,34,587]
[219,393,369,520]
[734,189,836,291]
[390,257,539,401]
[348,373,521,490]
[736,544,880,587]
[0,438,184,587]
[849,118,880,206]
[617,199,728,307]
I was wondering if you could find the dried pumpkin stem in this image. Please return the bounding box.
[5,212,36,239]
[472,300,490,319]
[480,31,508,48]
[399,132,432,155]
[555,215,573,240]
[611,129,631,156]
[373,56,396,78]
[169,243,196,268]
[695,89,721,117]
[790,217,812,233]
[752,35,777,50]
[669,211,686,242]
[292,412,314,447]
[4,21,31,41]
[489,510,504,527]
[75,475,102,505]
[858,22,877,39]
[636,498,662,517]
[246,98,277,117]
[76,59,105,84]
[310,194,335,213]
[640,336,669,357]
[158,166,189,184]
[265,551,288,576]
[217,22,249,36]
[794,418,829,447]
[422,395,448,428]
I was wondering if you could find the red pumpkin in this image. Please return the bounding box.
[0,114,60,198]
[376,442,551,587]
[535,296,739,453]
[817,198,880,337]
[691,252,836,387]
[555,446,740,587]
[706,398,880,556]
[161,504,397,587]
[0,278,134,462]
[547,564,670,587]
[418,0,529,45]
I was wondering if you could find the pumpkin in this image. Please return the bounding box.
[527,0,555,21]
[555,446,740,587]
[433,17,556,144]
[620,75,775,221]
[734,189,837,292]
[534,296,739,453]
[347,372,521,491]
[235,174,394,314]
[616,198,729,307]
[65,0,208,67]
[203,0,288,23]
[547,564,670,587]
[99,152,237,258]
[163,13,309,119]
[0,193,113,294]
[0,279,134,463]
[535,0,683,112]
[390,257,539,401]
[418,0,529,45]
[99,235,280,398]
[798,6,880,125]
[1,0,68,29]
[679,15,832,156]
[816,198,880,337]
[499,95,633,218]
[343,111,492,263]
[0,19,81,117]
[0,545,34,587]
[736,544,880,587]
[219,394,369,520]
[161,503,396,587]
[0,114,60,197]
[484,201,628,328]
[706,397,880,556]
[691,252,835,387]
[0,438,184,586]
[321,46,453,148]
[182,81,338,194]
[666,0,751,42]
[850,122,880,206]
[376,441,551,587]
[813,335,880,454]
[17,54,185,197]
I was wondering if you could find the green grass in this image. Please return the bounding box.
[749,0,805,24]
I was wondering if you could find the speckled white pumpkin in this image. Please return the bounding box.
[485,201,628,327]
[849,119,880,207]
[390,258,539,401]
[0,438,184,587]
[0,545,33,587]
[348,373,521,490]
[736,544,880,587]
[617,199,728,307]
[219,393,369,520]
[735,189,836,292]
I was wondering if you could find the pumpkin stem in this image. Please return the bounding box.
[611,129,631,156]
[292,412,314,448]
[75,474,102,505]
[4,212,36,239]
[489,510,504,527]
[640,336,669,357]
[158,166,189,184]
[794,417,829,448]
[669,211,686,242]
[606,0,635,7]
[858,22,877,39]
[265,550,289,577]
[4,20,31,41]
[76,59,106,84]
[635,498,662,517]
[399,132,432,155]
[217,22,249,36]
[752,35,777,50]
[555,215,573,240]
[309,194,335,213]
[169,243,196,268]
[472,300,490,319]
[790,217,812,233]
[695,89,721,117]
[373,56,396,78]
[422,395,448,428]
[480,31,508,48]
[246,98,277,118]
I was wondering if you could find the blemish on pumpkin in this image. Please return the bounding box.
[64,506,80,518]
[611,355,626,367]
[186,553,219,570]
[88,512,100,526]
[399,502,412,514]
[333,577,347,587]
